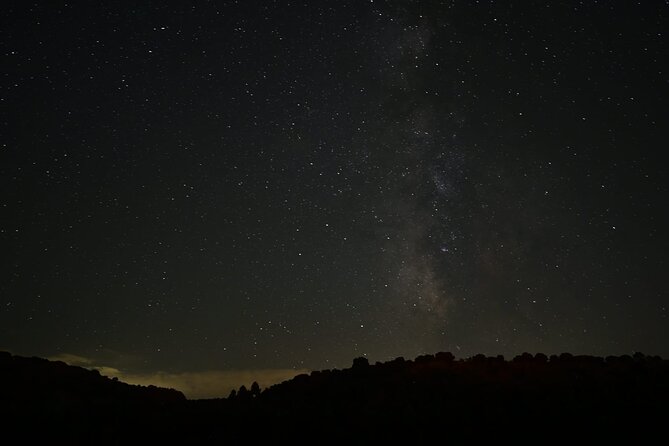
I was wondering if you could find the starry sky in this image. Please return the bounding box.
[2,1,668,395]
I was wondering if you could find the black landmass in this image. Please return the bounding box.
[2,351,667,443]
[0,351,184,441]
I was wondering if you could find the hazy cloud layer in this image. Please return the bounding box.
[49,353,307,399]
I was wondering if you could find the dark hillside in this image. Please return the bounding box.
[2,351,667,443]
[0,351,184,441]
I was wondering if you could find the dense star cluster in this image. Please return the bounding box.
[1,1,667,386]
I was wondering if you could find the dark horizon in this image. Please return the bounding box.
[1,348,666,399]
[2,1,667,396]
[2,349,668,442]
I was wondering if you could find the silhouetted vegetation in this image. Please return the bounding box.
[2,350,667,443]
[0,351,185,443]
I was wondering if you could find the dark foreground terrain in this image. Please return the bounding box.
[1,351,667,443]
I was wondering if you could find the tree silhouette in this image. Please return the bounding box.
[237,384,249,400]
[250,381,261,397]
[352,357,369,369]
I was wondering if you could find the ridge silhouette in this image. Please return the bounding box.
[2,351,667,443]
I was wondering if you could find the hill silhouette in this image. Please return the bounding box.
[2,351,667,443]
[0,351,184,442]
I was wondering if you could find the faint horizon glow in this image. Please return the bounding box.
[49,353,308,399]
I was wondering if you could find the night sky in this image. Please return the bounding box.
[2,1,667,397]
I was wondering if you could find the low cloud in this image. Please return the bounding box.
[114,369,308,399]
[49,353,95,367]
[49,353,307,399]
